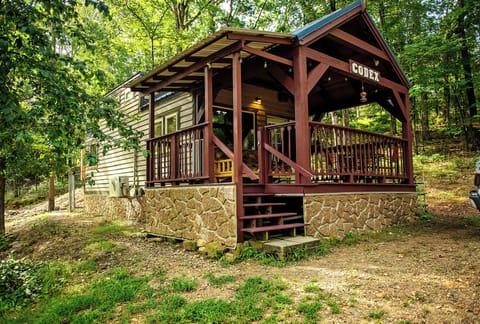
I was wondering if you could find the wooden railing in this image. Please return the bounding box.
[146,121,408,185]
[309,122,407,183]
[261,121,408,184]
[146,123,208,185]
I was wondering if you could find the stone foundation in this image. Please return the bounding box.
[143,185,237,248]
[304,192,418,239]
[84,194,145,222]
[85,188,417,246]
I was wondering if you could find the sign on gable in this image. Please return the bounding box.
[349,60,380,83]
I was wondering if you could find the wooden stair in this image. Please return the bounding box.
[241,190,307,241]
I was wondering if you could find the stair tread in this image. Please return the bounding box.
[243,202,286,208]
[243,193,273,197]
[242,223,306,233]
[240,212,298,220]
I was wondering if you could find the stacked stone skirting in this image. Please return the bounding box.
[143,185,237,248]
[304,192,418,239]
[84,194,145,222]
[85,189,418,246]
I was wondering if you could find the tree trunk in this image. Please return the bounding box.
[342,109,349,127]
[48,174,55,211]
[0,158,6,234]
[456,0,479,150]
[421,93,430,141]
[390,115,397,136]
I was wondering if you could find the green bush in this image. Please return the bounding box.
[0,234,15,252]
[0,258,47,313]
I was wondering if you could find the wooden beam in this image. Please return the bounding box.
[361,14,409,87]
[392,90,408,122]
[145,41,243,94]
[212,136,258,180]
[242,45,293,67]
[268,63,294,94]
[297,7,362,46]
[227,32,294,45]
[186,57,231,64]
[307,62,329,94]
[328,29,389,61]
[303,46,408,94]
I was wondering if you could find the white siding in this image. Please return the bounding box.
[85,89,193,194]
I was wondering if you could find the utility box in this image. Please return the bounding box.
[109,176,129,197]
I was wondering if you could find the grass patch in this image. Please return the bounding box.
[204,272,236,287]
[92,223,127,236]
[170,277,198,292]
[368,308,386,319]
[9,267,150,323]
[465,216,480,226]
[297,301,323,323]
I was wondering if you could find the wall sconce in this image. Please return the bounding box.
[373,58,380,67]
[255,97,262,104]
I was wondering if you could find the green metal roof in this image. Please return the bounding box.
[292,0,364,40]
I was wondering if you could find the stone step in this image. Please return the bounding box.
[262,236,320,259]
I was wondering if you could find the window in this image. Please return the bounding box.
[165,112,178,134]
[154,118,164,137]
[154,111,179,136]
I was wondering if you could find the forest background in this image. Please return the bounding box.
[1,0,479,233]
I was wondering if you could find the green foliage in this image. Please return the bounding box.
[0,233,14,252]
[464,217,480,226]
[170,277,198,292]
[0,258,65,314]
[13,267,149,323]
[368,309,386,319]
[92,223,127,235]
[204,272,236,287]
[296,301,323,322]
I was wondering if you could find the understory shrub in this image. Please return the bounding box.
[0,258,49,313]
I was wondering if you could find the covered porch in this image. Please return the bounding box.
[127,1,416,243]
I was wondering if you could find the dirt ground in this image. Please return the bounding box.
[3,190,480,323]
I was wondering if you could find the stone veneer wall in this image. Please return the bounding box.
[304,192,418,239]
[84,194,145,222]
[143,185,237,248]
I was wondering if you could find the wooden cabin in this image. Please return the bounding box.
[84,1,418,247]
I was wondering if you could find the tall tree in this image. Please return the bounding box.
[0,0,141,234]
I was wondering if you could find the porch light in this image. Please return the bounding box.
[360,84,367,103]
[264,60,268,68]
[255,97,262,104]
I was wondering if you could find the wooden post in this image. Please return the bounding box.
[68,172,75,212]
[146,92,155,186]
[48,173,55,212]
[232,51,244,242]
[403,97,414,185]
[204,65,214,182]
[293,47,310,184]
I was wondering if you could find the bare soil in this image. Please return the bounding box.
[3,189,480,323]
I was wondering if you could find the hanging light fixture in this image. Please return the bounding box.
[360,82,367,103]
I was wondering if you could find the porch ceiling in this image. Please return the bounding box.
[127,28,295,94]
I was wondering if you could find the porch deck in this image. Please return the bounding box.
[145,121,413,192]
